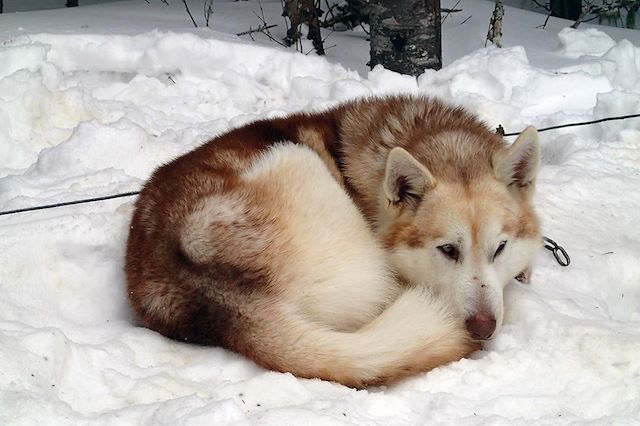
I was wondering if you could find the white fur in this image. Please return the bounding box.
[240,141,540,340]
[243,143,400,331]
[176,142,472,384]
[388,194,540,338]
[273,286,469,384]
[383,134,541,339]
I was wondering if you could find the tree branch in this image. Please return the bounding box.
[182,0,198,27]
[237,24,278,36]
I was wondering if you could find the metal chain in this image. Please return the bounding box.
[543,236,570,267]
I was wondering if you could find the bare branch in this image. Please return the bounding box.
[204,0,214,27]
[460,15,472,25]
[237,24,278,36]
[537,12,552,29]
[248,5,288,48]
[531,0,550,12]
[441,0,463,24]
[571,0,596,29]
[182,0,198,27]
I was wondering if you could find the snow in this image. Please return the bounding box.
[1,0,639,424]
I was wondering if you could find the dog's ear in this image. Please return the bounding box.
[384,147,435,208]
[494,126,540,198]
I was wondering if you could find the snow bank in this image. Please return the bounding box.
[1,5,639,425]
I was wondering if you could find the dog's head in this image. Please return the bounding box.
[377,127,542,340]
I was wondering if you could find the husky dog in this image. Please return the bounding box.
[126,96,541,387]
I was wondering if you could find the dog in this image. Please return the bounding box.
[126,95,541,388]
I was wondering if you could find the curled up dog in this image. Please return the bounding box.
[125,96,541,388]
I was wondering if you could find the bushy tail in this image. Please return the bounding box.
[251,287,478,388]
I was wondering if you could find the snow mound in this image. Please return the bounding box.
[558,28,617,58]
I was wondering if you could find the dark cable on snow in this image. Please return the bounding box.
[0,191,140,217]
[497,112,640,137]
[1,112,640,218]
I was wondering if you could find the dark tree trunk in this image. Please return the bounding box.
[307,0,324,55]
[550,0,581,20]
[283,0,325,55]
[369,0,442,75]
[0,1,3,14]
[626,8,636,29]
[66,0,79,7]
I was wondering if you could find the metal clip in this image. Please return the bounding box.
[543,236,570,267]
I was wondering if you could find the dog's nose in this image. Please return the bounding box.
[465,312,496,340]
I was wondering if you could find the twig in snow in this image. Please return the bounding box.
[571,0,597,29]
[305,43,335,55]
[531,0,550,11]
[319,0,370,30]
[322,27,335,43]
[182,0,198,27]
[459,15,472,26]
[237,24,278,36]
[204,0,214,27]
[249,8,287,47]
[537,12,552,29]
[441,0,463,24]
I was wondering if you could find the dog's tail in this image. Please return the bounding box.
[250,287,478,388]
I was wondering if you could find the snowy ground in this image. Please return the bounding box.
[1,1,640,424]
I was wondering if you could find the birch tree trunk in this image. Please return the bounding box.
[486,0,504,48]
[369,0,442,75]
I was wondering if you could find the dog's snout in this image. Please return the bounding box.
[465,312,496,340]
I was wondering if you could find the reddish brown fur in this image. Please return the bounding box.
[126,95,521,386]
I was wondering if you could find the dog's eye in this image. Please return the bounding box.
[437,244,460,262]
[493,240,507,261]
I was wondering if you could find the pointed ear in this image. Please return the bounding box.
[384,147,435,208]
[494,126,540,196]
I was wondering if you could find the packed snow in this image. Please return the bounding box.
[1,1,639,424]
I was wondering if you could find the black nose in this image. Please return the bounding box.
[465,312,496,340]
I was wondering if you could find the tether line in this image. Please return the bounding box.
[2,112,640,217]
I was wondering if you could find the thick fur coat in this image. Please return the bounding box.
[126,96,541,387]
